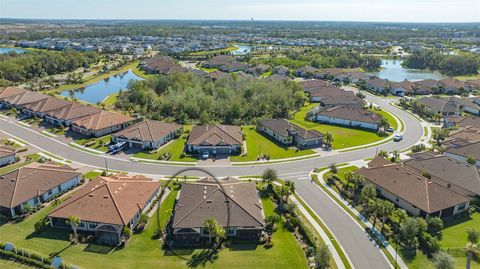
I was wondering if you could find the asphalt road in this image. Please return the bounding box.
[0,94,423,269]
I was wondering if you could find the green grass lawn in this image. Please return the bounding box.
[368,108,398,131]
[230,126,315,162]
[102,93,119,108]
[0,154,40,175]
[291,104,387,149]
[75,135,111,152]
[0,259,37,269]
[0,186,308,269]
[83,171,103,180]
[133,135,197,162]
[1,139,22,149]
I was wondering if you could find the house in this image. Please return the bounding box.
[314,68,344,80]
[70,110,135,137]
[404,152,480,196]
[417,97,459,116]
[171,177,265,246]
[48,174,160,246]
[464,79,480,91]
[186,125,242,155]
[22,96,73,118]
[443,115,480,129]
[413,79,439,94]
[0,87,28,108]
[450,97,480,115]
[44,102,102,126]
[294,66,318,78]
[272,65,289,76]
[4,90,49,111]
[311,106,381,130]
[365,78,390,93]
[390,80,416,96]
[140,56,179,74]
[444,140,480,167]
[345,71,374,83]
[257,119,323,148]
[358,159,470,218]
[446,126,480,143]
[111,120,182,150]
[0,146,16,167]
[438,78,465,94]
[0,163,82,218]
[299,80,332,94]
[317,94,364,109]
[202,55,249,72]
[203,70,229,81]
[246,64,270,75]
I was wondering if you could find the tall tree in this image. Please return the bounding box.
[67,215,81,242]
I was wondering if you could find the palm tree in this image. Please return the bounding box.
[262,168,277,189]
[465,242,480,269]
[391,150,400,163]
[324,132,334,149]
[378,116,390,134]
[203,218,220,245]
[67,215,81,243]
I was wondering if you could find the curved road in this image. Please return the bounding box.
[0,94,422,269]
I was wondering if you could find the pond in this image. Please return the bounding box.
[0,47,27,54]
[60,70,142,104]
[231,44,252,55]
[374,59,445,82]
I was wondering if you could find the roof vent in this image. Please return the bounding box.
[206,200,213,203]
[89,194,94,197]
[103,195,109,199]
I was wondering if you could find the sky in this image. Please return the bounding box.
[1,0,479,23]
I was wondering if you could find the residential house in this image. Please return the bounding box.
[272,65,289,76]
[390,80,416,96]
[246,64,270,75]
[449,97,480,115]
[299,80,332,94]
[0,163,82,218]
[171,177,265,246]
[71,110,135,137]
[111,120,182,150]
[413,79,439,94]
[438,78,465,94]
[446,126,480,143]
[202,55,249,73]
[203,70,229,81]
[44,102,102,126]
[0,146,16,167]
[443,115,480,129]
[316,94,364,109]
[365,78,390,93]
[444,140,480,167]
[358,159,470,218]
[345,71,374,83]
[294,66,318,78]
[22,96,73,118]
[310,106,381,130]
[140,56,179,74]
[0,87,28,109]
[464,79,480,91]
[257,119,323,148]
[48,174,160,246]
[186,125,243,155]
[417,97,459,116]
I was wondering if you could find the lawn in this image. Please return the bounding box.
[83,171,103,180]
[134,135,197,162]
[75,135,112,152]
[368,108,399,131]
[291,104,388,149]
[102,93,119,108]
[230,126,315,162]
[0,154,40,175]
[0,187,308,269]
[0,259,37,269]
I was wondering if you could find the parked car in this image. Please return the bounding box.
[386,127,394,133]
[111,141,127,154]
[202,150,209,159]
[393,134,403,142]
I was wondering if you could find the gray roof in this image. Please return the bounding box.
[172,177,265,229]
[315,106,381,124]
[445,141,480,160]
[258,119,323,139]
[187,125,242,146]
[113,120,181,143]
[417,97,458,114]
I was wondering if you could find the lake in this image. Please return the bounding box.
[374,59,445,82]
[60,70,142,104]
[232,44,252,55]
[0,47,27,54]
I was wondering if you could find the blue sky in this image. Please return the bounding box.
[1,0,479,22]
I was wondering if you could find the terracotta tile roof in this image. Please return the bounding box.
[23,96,73,114]
[0,87,28,101]
[358,163,470,214]
[391,80,415,92]
[299,79,332,91]
[172,177,265,229]
[439,78,464,89]
[49,174,160,226]
[71,110,133,131]
[113,120,181,142]
[0,145,16,159]
[45,102,101,121]
[258,118,323,139]
[315,106,381,124]
[366,78,389,89]
[187,125,242,146]
[0,163,80,209]
[448,127,480,142]
[414,79,438,89]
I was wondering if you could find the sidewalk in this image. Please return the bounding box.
[314,168,408,269]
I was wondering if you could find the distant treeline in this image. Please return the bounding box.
[250,48,381,71]
[403,50,480,76]
[0,50,100,85]
[116,72,306,125]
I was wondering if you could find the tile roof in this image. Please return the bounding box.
[0,163,81,209]
[417,97,458,114]
[258,118,323,139]
[445,141,480,160]
[45,102,101,121]
[172,177,265,229]
[0,87,28,101]
[48,174,160,226]
[113,120,181,142]
[187,125,242,146]
[71,110,133,131]
[315,106,381,124]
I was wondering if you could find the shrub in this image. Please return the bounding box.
[34,217,49,233]
[419,232,440,257]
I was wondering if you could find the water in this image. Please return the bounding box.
[60,70,142,104]
[231,44,252,55]
[0,47,27,54]
[374,59,445,82]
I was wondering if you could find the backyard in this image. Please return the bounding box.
[0,185,308,269]
[291,103,392,149]
[230,126,315,162]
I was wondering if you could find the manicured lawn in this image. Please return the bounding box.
[368,108,398,131]
[75,135,111,152]
[0,186,308,269]
[83,171,103,180]
[230,126,315,162]
[0,154,40,175]
[132,63,156,79]
[102,93,119,108]
[134,136,197,162]
[291,104,387,149]
[0,259,37,269]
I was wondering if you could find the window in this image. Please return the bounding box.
[47,189,53,196]
[395,197,399,203]
[457,203,466,211]
[228,227,235,236]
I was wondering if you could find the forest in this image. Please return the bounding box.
[403,50,480,76]
[0,50,100,85]
[249,48,381,71]
[115,72,307,125]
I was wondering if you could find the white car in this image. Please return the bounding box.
[393,134,403,142]
[202,150,209,159]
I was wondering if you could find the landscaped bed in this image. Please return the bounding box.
[133,134,197,162]
[291,104,391,149]
[230,126,315,162]
[74,135,112,152]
